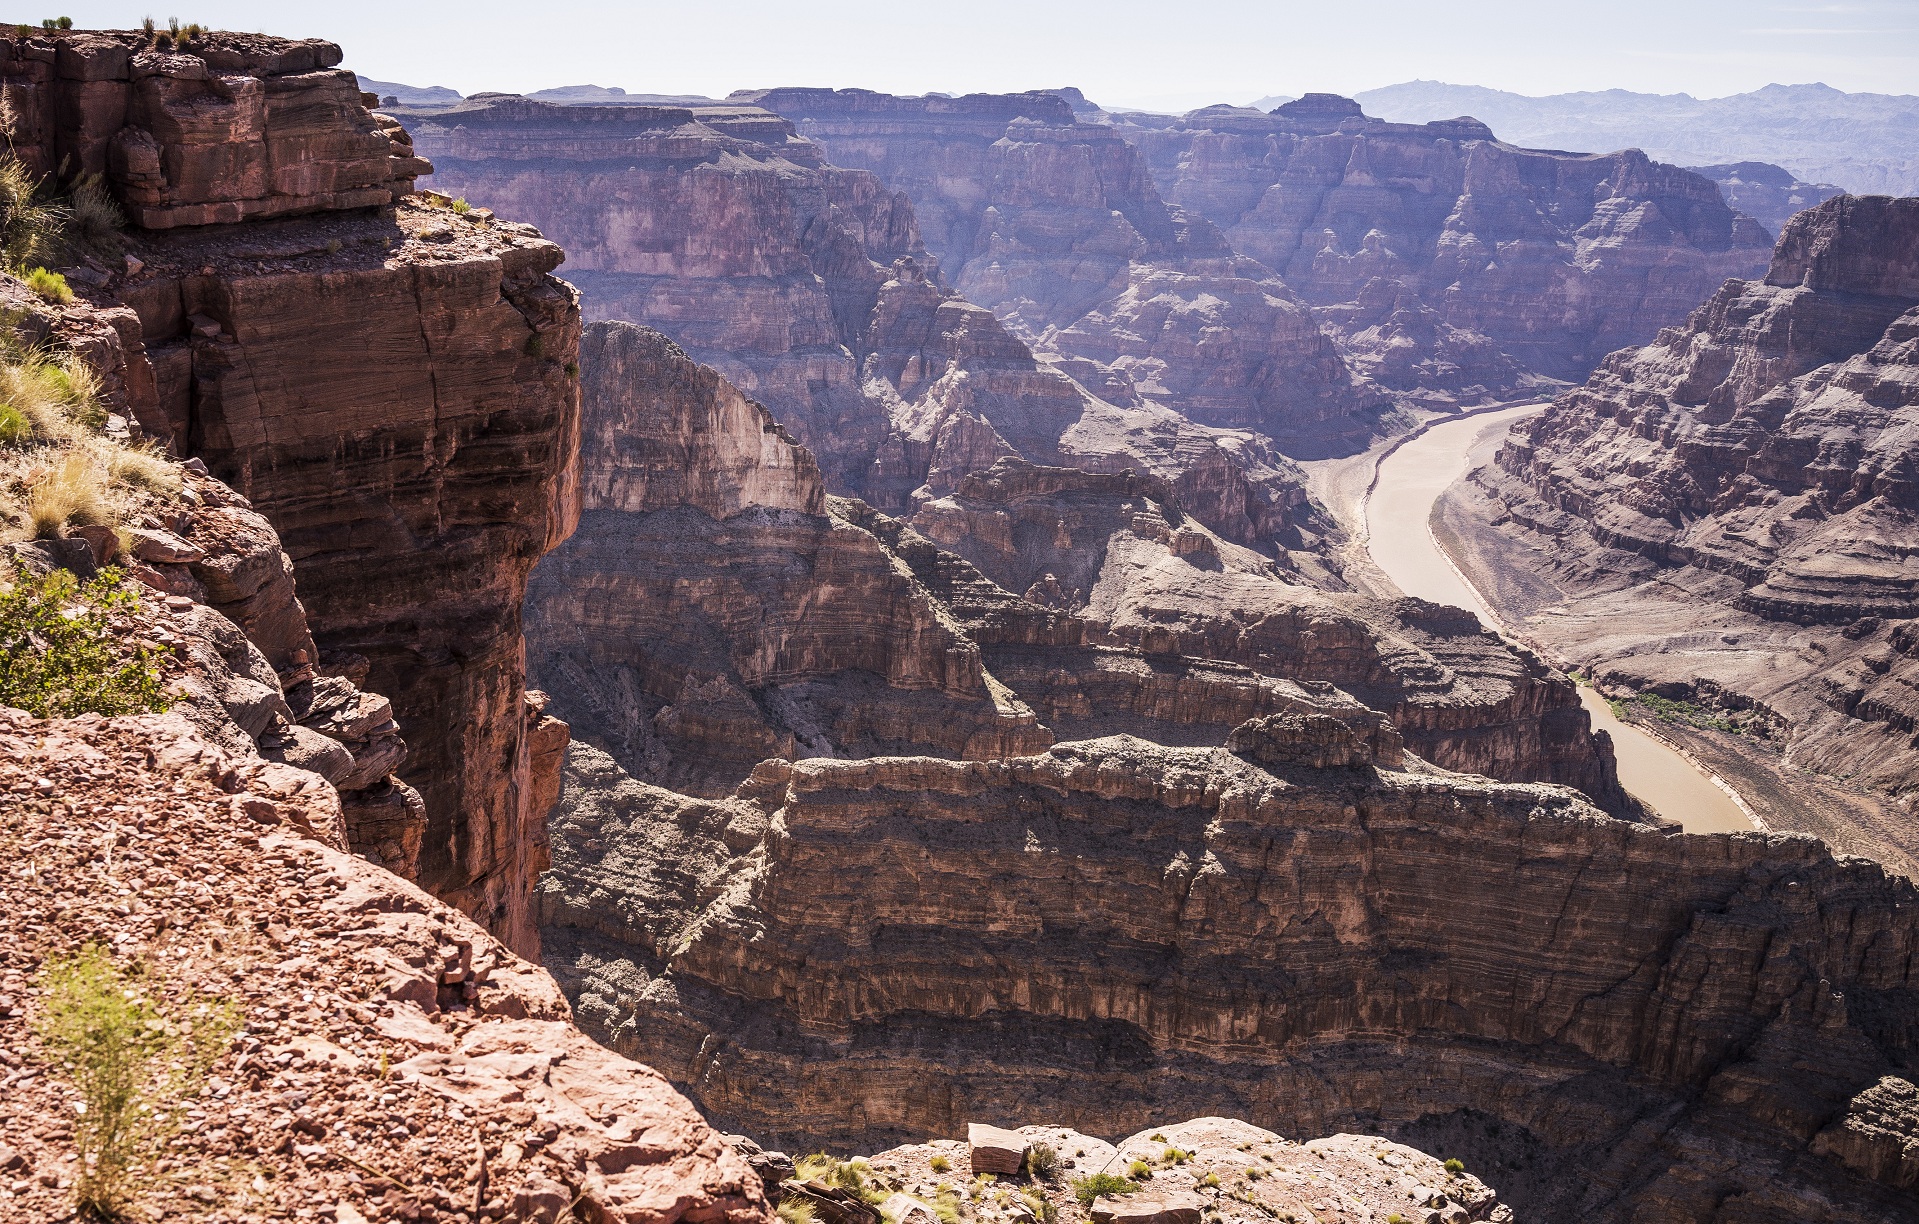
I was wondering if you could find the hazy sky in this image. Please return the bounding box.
[50,0,1919,111]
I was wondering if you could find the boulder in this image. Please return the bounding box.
[878,1194,940,1224]
[968,1123,1028,1175]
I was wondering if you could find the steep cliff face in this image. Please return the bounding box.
[525,323,1050,797]
[735,88,1385,456]
[526,323,1625,810]
[542,719,1919,1223]
[1119,94,1775,401]
[4,27,584,955]
[1455,194,1919,865]
[398,94,1341,556]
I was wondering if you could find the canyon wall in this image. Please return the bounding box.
[543,714,1919,1223]
[400,94,1344,555]
[1116,94,1775,403]
[735,87,1386,456]
[1456,193,1919,867]
[526,321,1627,809]
[2,27,583,955]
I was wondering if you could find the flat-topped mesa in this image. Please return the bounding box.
[544,725,1919,1221]
[1455,193,1919,864]
[0,27,427,227]
[1115,93,1775,403]
[738,86,1388,458]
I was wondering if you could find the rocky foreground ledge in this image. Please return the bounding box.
[0,709,765,1224]
[731,1117,1508,1224]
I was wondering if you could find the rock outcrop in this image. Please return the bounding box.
[542,722,1919,1222]
[1457,194,1919,867]
[1117,95,1774,404]
[4,27,586,955]
[1687,161,1846,237]
[853,1118,1513,1224]
[0,706,768,1224]
[735,88,1386,457]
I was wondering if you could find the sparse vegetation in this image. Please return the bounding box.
[26,449,108,537]
[450,196,471,215]
[0,564,169,717]
[1162,1147,1192,1165]
[0,402,26,444]
[1388,1215,1406,1224]
[1443,1158,1464,1174]
[1071,1173,1138,1205]
[1020,1190,1056,1224]
[1201,1172,1221,1188]
[32,945,237,1217]
[24,264,71,303]
[777,1198,818,1224]
[1128,1160,1153,1180]
[1024,1142,1058,1180]
[929,1155,953,1174]
[65,172,124,251]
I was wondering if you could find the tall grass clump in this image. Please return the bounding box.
[0,564,168,716]
[27,450,108,537]
[33,946,235,1217]
[0,157,68,270]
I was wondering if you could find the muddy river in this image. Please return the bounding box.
[1364,406,1757,833]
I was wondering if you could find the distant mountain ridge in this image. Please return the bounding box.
[1353,80,1919,197]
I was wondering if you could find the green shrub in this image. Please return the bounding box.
[931,1192,961,1224]
[1201,1172,1220,1188]
[1163,1148,1192,1165]
[930,1155,952,1174]
[1387,1215,1406,1224]
[0,401,27,445]
[1071,1173,1137,1205]
[34,945,237,1217]
[56,16,72,29]
[25,265,72,303]
[450,196,471,215]
[524,333,544,359]
[1443,1158,1464,1174]
[0,564,168,717]
[1024,1142,1058,1180]
[1128,1160,1153,1181]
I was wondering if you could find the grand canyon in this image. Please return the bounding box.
[2,14,1916,1224]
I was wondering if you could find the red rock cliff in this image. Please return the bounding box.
[2,26,583,956]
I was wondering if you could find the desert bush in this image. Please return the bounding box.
[1070,1173,1137,1205]
[1443,1158,1464,1174]
[450,196,471,215]
[1128,1160,1153,1181]
[1201,1172,1220,1188]
[929,1155,953,1174]
[0,402,26,445]
[931,1191,962,1224]
[0,159,67,270]
[0,564,168,716]
[1162,1147,1192,1165]
[65,172,124,249]
[34,945,236,1217]
[1024,1142,1058,1180]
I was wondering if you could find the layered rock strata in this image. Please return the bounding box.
[735,88,1385,456]
[5,26,586,955]
[541,716,1919,1222]
[1117,94,1774,403]
[0,706,767,1224]
[398,94,1340,554]
[526,323,1625,806]
[1458,194,1919,865]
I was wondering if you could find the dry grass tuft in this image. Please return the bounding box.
[106,440,180,494]
[27,450,110,538]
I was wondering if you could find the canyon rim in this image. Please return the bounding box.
[1,13,1917,1224]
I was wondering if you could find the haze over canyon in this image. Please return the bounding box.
[1,13,1917,1224]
